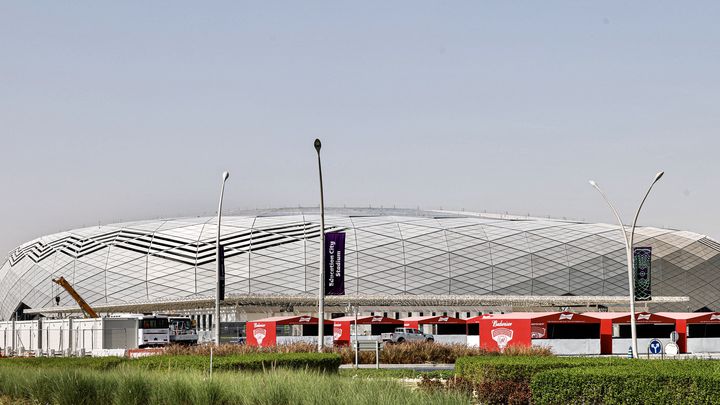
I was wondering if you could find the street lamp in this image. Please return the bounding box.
[314,138,326,352]
[215,171,230,346]
[589,171,664,358]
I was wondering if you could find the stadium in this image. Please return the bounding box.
[1,208,718,331]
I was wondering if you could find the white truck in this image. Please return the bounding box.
[381,328,434,343]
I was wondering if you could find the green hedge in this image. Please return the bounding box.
[532,366,720,405]
[129,352,342,373]
[456,356,720,404]
[455,355,628,383]
[0,356,127,370]
[0,353,342,373]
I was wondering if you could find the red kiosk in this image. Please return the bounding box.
[402,315,466,333]
[583,312,676,354]
[246,315,332,347]
[477,312,600,354]
[401,315,467,344]
[332,315,403,345]
[657,312,720,354]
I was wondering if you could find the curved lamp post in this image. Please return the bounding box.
[314,139,326,351]
[589,171,664,358]
[215,171,230,346]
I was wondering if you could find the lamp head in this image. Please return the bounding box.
[588,180,597,188]
[222,171,230,181]
[314,138,322,152]
[654,171,664,182]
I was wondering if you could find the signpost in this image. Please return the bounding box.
[648,339,662,355]
[666,331,680,356]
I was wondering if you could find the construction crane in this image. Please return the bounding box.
[51,276,99,318]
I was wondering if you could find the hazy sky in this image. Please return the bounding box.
[1,2,719,257]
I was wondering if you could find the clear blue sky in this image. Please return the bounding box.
[1,1,719,255]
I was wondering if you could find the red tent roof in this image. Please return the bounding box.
[582,312,675,324]
[656,312,720,323]
[468,312,597,324]
[249,315,331,325]
[401,315,466,325]
[332,315,403,325]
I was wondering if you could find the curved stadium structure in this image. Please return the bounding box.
[1,208,719,321]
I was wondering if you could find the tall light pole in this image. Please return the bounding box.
[589,171,664,358]
[314,138,326,352]
[215,171,230,346]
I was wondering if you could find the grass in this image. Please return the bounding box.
[0,367,471,405]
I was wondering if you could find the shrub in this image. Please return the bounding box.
[532,365,720,405]
[456,355,630,404]
[129,352,342,373]
[165,341,503,364]
[0,356,127,370]
[380,341,492,364]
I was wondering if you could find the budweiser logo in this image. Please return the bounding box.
[711,314,720,321]
[438,317,449,322]
[492,320,512,327]
[299,316,311,323]
[333,326,342,340]
[559,313,574,320]
[531,327,546,339]
[253,327,267,345]
[371,316,383,322]
[637,314,651,321]
[491,328,513,352]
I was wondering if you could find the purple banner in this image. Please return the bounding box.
[324,232,345,295]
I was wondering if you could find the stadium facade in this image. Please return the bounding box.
[1,208,719,324]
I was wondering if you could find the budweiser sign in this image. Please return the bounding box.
[491,328,514,351]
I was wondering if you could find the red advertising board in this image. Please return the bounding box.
[246,321,277,347]
[333,321,351,343]
[479,317,531,352]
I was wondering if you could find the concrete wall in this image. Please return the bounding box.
[532,339,601,355]
[687,338,720,354]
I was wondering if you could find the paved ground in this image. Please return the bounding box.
[339,363,455,371]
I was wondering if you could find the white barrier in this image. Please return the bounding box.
[532,339,601,355]
[0,321,13,351]
[687,338,720,353]
[73,319,103,352]
[612,338,673,355]
[467,335,480,348]
[433,335,467,345]
[42,319,71,353]
[91,349,127,357]
[14,321,41,352]
[276,336,334,346]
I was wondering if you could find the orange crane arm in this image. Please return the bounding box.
[52,276,99,318]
